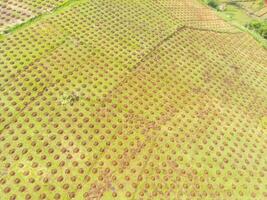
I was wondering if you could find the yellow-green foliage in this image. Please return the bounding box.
[0,0,267,199]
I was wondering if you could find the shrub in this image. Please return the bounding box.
[205,0,219,9]
[246,20,267,39]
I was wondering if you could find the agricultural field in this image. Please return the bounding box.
[203,0,267,41]
[0,0,267,200]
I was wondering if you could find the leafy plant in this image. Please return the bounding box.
[205,0,219,9]
[60,92,80,106]
[246,20,267,39]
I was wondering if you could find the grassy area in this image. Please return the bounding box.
[0,0,267,199]
[222,4,252,25]
[201,0,267,47]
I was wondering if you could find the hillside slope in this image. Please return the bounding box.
[0,0,267,199]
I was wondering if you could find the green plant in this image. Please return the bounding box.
[246,20,267,39]
[205,0,219,9]
[60,92,80,106]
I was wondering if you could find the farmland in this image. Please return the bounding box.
[202,0,267,43]
[0,0,267,199]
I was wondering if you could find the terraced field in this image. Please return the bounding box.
[0,0,267,199]
[224,0,267,19]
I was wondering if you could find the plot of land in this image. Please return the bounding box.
[0,0,267,199]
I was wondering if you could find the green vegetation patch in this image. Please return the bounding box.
[204,0,219,9]
[246,19,267,39]
[1,0,267,199]
[201,0,267,47]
